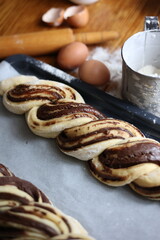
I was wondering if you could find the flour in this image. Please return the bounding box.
[26,57,76,84]
[138,65,160,78]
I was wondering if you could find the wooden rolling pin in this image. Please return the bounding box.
[0,28,119,58]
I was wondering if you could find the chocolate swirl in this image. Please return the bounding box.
[0,164,94,240]
[2,77,84,114]
[0,176,50,205]
[88,138,160,199]
[0,204,68,237]
[0,164,14,177]
[7,84,66,102]
[0,203,89,238]
[99,139,160,169]
[26,100,105,138]
[0,164,50,210]
[57,119,144,161]
[51,234,96,240]
[36,101,105,120]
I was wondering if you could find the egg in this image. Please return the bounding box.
[57,42,89,70]
[78,59,110,86]
[64,5,89,28]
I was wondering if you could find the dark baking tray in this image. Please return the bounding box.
[5,54,160,141]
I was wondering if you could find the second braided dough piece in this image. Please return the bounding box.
[0,164,94,240]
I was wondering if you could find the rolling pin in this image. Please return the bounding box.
[0,28,119,58]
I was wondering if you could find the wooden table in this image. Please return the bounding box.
[0,0,160,66]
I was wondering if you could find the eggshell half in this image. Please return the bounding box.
[64,5,89,28]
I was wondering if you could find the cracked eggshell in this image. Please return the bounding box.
[42,8,65,27]
[69,0,99,4]
[64,5,89,28]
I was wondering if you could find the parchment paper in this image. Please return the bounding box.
[0,60,159,240]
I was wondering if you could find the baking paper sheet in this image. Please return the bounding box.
[0,60,160,240]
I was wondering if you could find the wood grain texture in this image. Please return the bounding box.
[0,0,160,65]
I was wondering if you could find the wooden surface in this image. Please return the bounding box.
[0,0,160,66]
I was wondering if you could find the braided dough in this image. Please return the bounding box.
[0,164,94,240]
[57,118,144,160]
[26,100,105,138]
[0,75,84,114]
[0,75,160,201]
[88,138,160,198]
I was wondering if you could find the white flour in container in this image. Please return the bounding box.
[138,65,160,77]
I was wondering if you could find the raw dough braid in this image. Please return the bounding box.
[88,137,160,200]
[57,117,160,200]
[49,234,96,240]
[0,164,51,210]
[0,163,14,177]
[1,75,160,200]
[0,75,84,114]
[0,164,94,240]
[3,234,94,240]
[57,118,144,160]
[26,100,105,138]
[7,234,95,240]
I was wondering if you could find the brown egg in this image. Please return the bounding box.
[64,5,89,28]
[57,42,89,70]
[78,59,110,86]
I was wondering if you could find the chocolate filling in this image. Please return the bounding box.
[88,160,126,182]
[130,182,160,196]
[65,87,76,100]
[37,102,105,120]
[7,84,65,102]
[99,142,160,169]
[0,192,30,205]
[34,203,72,233]
[0,164,14,177]
[57,127,133,151]
[0,210,58,237]
[0,227,25,238]
[0,176,50,203]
